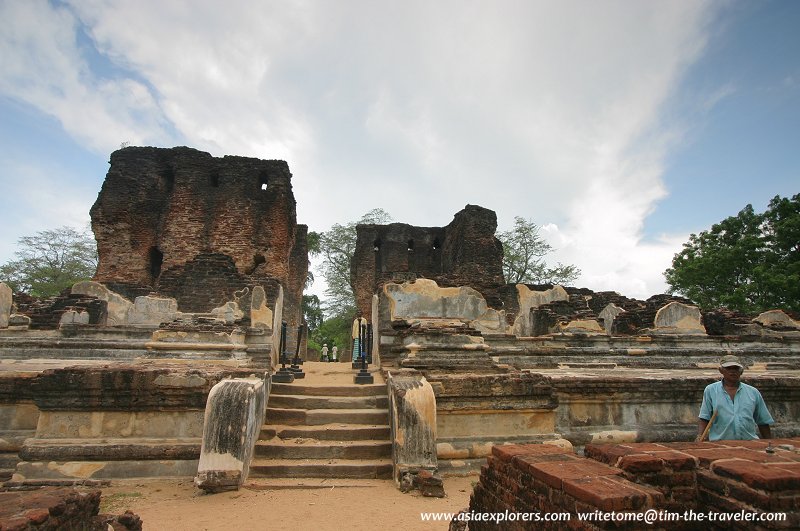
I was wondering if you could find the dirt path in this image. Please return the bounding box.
[101,476,475,530]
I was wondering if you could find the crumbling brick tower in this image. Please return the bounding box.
[350,204,505,318]
[90,146,307,328]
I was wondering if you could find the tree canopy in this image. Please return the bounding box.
[665,194,800,313]
[0,226,98,297]
[498,216,580,285]
[313,208,392,316]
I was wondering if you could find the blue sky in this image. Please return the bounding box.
[0,0,798,301]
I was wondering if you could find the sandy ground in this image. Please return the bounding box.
[100,476,475,531]
[99,362,472,530]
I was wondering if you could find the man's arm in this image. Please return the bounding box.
[697,418,709,442]
[758,424,771,439]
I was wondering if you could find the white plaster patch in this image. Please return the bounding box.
[513,284,569,336]
[196,451,244,473]
[590,430,637,444]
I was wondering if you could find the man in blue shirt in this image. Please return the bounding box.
[697,355,774,441]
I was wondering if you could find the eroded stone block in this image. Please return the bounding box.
[653,302,706,334]
[388,370,440,494]
[71,281,133,325]
[127,295,179,325]
[250,285,272,329]
[195,375,269,493]
[513,284,569,336]
[7,314,30,328]
[385,279,487,322]
[598,303,625,334]
[210,301,244,324]
[754,310,800,330]
[0,282,11,328]
[59,310,90,327]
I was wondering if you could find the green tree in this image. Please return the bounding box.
[498,217,580,285]
[315,208,392,315]
[308,313,353,354]
[0,226,98,297]
[665,194,800,313]
[302,294,323,332]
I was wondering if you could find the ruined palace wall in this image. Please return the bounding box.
[90,147,307,324]
[352,205,504,318]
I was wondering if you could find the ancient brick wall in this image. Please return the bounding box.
[90,147,306,325]
[586,438,800,529]
[469,444,665,530]
[351,205,504,318]
[469,440,800,530]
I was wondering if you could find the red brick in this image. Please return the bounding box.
[619,442,671,452]
[22,508,50,525]
[645,471,696,487]
[712,459,800,491]
[727,481,771,509]
[767,493,800,511]
[0,517,30,531]
[491,443,569,463]
[618,454,664,473]
[697,470,729,494]
[583,443,634,465]
[682,448,786,468]
[647,450,698,471]
[513,452,578,475]
[530,459,623,490]
[717,439,771,451]
[669,487,697,503]
[766,462,800,474]
[562,476,660,511]
[667,441,725,451]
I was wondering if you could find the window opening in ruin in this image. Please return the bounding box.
[407,240,414,252]
[248,253,266,274]
[149,247,164,281]
[259,173,269,191]
[432,238,440,250]
[160,168,175,193]
[210,173,220,187]
[373,240,381,252]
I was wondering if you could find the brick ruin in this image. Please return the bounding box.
[351,204,504,318]
[469,440,800,530]
[1,150,799,522]
[90,146,307,326]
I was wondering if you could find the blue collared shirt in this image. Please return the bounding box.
[699,381,774,441]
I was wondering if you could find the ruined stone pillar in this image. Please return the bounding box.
[387,370,443,496]
[195,375,270,493]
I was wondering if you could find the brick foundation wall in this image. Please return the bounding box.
[469,444,665,530]
[587,438,800,529]
[469,440,800,530]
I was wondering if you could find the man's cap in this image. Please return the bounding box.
[720,355,743,368]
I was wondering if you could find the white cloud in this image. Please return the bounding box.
[0,0,173,153]
[0,0,724,299]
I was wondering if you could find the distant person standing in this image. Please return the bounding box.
[697,355,774,441]
[320,344,329,362]
[351,315,366,363]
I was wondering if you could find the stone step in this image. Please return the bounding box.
[270,383,386,397]
[265,408,389,426]
[254,440,391,460]
[268,394,388,410]
[260,424,391,441]
[248,458,393,479]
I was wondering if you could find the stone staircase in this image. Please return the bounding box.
[250,381,392,479]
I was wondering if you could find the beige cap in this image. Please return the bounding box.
[719,355,743,368]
